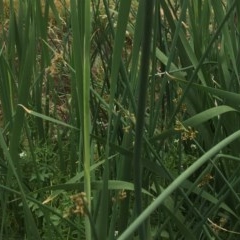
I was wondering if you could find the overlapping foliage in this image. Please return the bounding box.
[0,0,240,239]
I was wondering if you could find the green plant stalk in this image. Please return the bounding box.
[70,0,92,238]
[33,0,49,142]
[117,133,133,236]
[95,1,132,239]
[70,1,89,239]
[83,0,92,239]
[118,130,240,240]
[133,0,154,239]
[149,0,160,137]
[0,56,15,126]
[129,0,144,95]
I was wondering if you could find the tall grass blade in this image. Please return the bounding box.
[70,0,92,238]
[132,0,154,239]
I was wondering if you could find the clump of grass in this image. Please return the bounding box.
[1,0,240,239]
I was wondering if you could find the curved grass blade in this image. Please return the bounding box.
[118,130,240,240]
[18,104,79,130]
[34,180,153,198]
[151,105,239,142]
[167,73,240,107]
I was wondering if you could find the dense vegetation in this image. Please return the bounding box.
[1,0,240,239]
